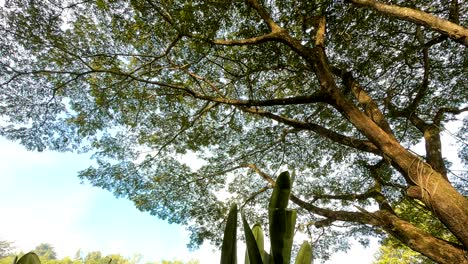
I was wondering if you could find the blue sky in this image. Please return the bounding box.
[0,137,380,263]
[0,137,213,262]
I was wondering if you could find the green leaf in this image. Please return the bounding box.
[269,209,297,264]
[96,0,108,10]
[294,241,313,264]
[268,171,291,210]
[242,213,264,264]
[221,204,238,264]
[16,253,41,264]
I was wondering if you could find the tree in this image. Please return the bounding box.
[0,0,467,263]
[0,240,14,258]
[373,237,435,264]
[372,198,457,263]
[35,244,57,260]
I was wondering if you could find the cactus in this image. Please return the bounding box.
[220,171,313,264]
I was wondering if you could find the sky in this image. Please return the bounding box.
[0,137,380,263]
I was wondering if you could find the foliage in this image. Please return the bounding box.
[0,240,14,258]
[0,244,196,264]
[373,198,456,263]
[13,252,41,264]
[1,0,467,262]
[220,171,312,264]
[34,244,57,260]
[372,238,434,264]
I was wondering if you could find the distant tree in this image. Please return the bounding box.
[0,240,14,258]
[81,251,132,264]
[373,198,456,263]
[105,254,130,264]
[83,251,102,264]
[0,255,16,264]
[74,249,84,263]
[34,244,57,260]
[373,238,434,264]
[157,261,185,264]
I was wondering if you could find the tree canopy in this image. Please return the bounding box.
[34,244,57,260]
[0,0,467,263]
[0,240,14,258]
[0,245,189,264]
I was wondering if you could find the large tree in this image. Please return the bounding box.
[0,0,467,262]
[0,240,14,258]
[35,243,57,260]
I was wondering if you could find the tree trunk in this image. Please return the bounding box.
[308,47,468,249]
[347,0,468,46]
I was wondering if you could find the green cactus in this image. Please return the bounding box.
[220,171,313,264]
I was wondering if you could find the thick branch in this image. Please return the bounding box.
[391,111,449,179]
[290,194,379,226]
[373,210,467,264]
[212,32,282,46]
[332,67,395,137]
[242,163,276,186]
[244,0,282,32]
[347,0,468,46]
[434,106,468,125]
[185,84,329,107]
[245,164,380,226]
[293,195,466,264]
[240,107,380,154]
[314,16,326,47]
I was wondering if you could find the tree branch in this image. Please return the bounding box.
[245,164,464,263]
[404,39,431,114]
[434,106,468,125]
[242,163,276,186]
[193,92,329,107]
[212,32,282,46]
[244,0,282,32]
[310,190,378,203]
[314,16,326,47]
[347,0,468,46]
[244,164,380,226]
[332,67,395,138]
[240,106,381,154]
[290,194,379,226]
[373,210,467,264]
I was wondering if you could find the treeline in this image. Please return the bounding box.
[0,242,198,264]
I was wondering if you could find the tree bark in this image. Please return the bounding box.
[373,210,467,264]
[291,194,468,264]
[347,0,468,46]
[310,47,468,249]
